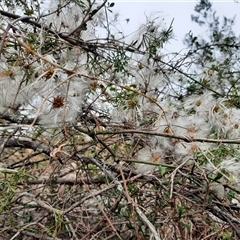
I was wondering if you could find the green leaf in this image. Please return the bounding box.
[90,9,98,17]
[211,172,223,182]
[177,205,184,218]
[159,165,167,175]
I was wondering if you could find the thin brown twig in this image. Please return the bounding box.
[9,222,57,240]
[0,8,144,56]
[63,183,116,215]
[119,164,142,239]
[169,158,190,199]
[0,128,20,156]
[94,129,240,145]
[68,0,108,37]
[119,163,132,204]
[201,225,231,240]
[0,16,35,56]
[81,178,123,240]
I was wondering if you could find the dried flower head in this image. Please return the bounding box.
[52,96,65,108]
[164,126,172,134]
[24,43,35,54]
[234,123,239,129]
[151,153,160,162]
[213,105,220,113]
[0,69,13,77]
[195,100,202,106]
[44,67,55,79]
[187,125,197,133]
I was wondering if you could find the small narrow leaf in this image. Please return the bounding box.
[90,9,98,17]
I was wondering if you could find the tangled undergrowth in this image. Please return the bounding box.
[1,122,240,240]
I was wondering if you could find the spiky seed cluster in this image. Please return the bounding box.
[52,96,65,109]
